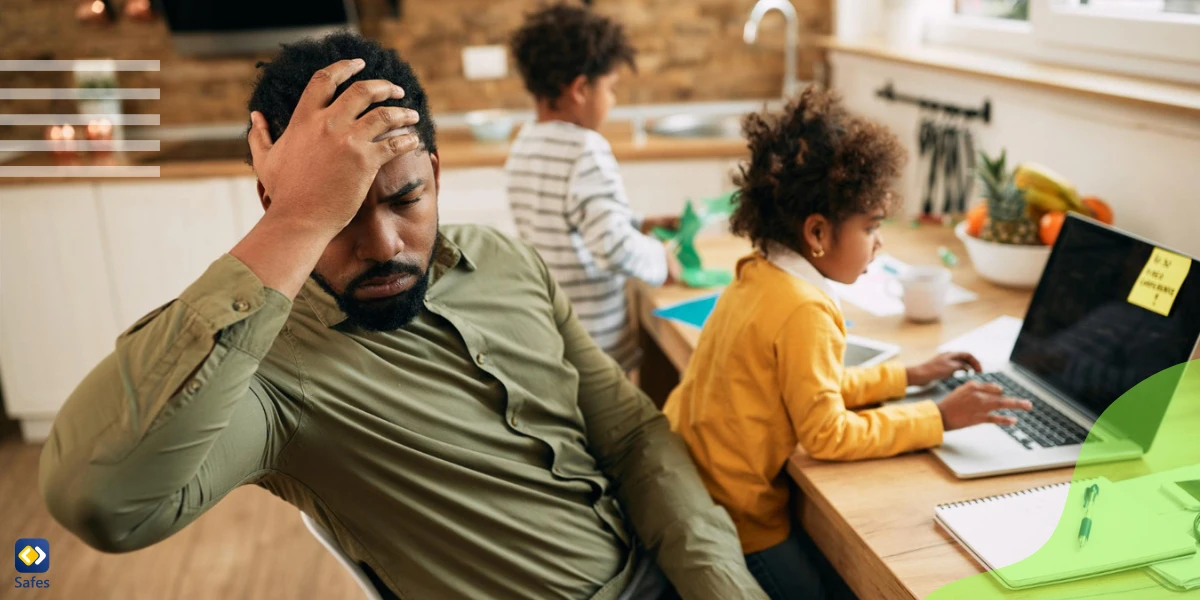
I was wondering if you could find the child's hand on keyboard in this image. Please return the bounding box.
[936,381,1033,431]
[906,352,984,387]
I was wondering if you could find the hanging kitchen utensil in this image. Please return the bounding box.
[960,121,976,213]
[942,123,959,217]
[918,115,940,221]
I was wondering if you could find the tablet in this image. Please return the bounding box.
[844,334,901,368]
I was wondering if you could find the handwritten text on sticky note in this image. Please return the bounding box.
[1128,248,1191,317]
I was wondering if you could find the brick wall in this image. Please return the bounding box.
[0,0,827,137]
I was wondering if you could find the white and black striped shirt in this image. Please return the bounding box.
[505,121,668,370]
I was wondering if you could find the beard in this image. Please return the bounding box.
[310,239,439,331]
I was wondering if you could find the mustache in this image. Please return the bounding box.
[345,260,424,293]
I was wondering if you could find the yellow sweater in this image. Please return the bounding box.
[663,253,944,554]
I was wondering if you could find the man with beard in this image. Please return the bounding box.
[40,33,767,600]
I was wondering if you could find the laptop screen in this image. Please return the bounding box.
[1011,215,1200,424]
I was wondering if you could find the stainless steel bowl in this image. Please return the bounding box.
[645,113,743,139]
[465,110,516,143]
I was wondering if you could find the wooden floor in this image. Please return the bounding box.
[0,421,364,600]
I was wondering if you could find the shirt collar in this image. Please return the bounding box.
[298,231,476,329]
[763,242,842,310]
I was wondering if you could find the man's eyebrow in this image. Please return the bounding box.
[385,179,425,201]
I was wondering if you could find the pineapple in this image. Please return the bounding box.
[977,149,1040,245]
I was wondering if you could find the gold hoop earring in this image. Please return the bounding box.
[812,247,825,258]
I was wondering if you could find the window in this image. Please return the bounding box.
[955,0,1029,20]
[927,0,1200,83]
[1076,0,1200,17]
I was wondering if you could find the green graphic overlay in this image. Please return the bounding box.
[929,360,1200,598]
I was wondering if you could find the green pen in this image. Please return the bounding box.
[1078,483,1100,549]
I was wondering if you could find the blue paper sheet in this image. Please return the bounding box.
[652,293,721,329]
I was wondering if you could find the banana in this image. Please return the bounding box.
[1022,187,1072,213]
[1014,163,1083,211]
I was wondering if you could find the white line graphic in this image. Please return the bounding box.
[0,88,160,100]
[0,166,161,178]
[0,60,160,71]
[0,114,161,126]
[0,140,161,151]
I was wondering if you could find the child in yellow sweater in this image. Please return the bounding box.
[663,88,1031,600]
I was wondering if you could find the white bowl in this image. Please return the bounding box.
[464,110,515,143]
[954,221,1052,289]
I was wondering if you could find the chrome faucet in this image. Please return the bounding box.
[744,0,801,98]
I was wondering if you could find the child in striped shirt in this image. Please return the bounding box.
[506,3,680,371]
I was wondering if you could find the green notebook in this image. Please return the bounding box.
[935,478,1197,590]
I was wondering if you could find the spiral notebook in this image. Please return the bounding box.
[935,478,1196,589]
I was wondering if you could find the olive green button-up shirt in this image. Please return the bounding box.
[39,224,766,600]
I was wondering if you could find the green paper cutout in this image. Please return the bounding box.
[658,191,736,289]
[682,268,734,288]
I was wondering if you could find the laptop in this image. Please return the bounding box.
[929,214,1200,479]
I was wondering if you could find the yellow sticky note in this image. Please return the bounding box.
[1128,247,1191,317]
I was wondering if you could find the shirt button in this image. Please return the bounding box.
[186,380,201,393]
[476,352,487,365]
[232,300,250,312]
[510,415,519,427]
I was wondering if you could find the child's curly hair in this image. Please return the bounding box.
[509,3,636,108]
[731,86,906,252]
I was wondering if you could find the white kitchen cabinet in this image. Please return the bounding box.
[434,160,737,237]
[230,170,521,237]
[0,158,739,441]
[228,160,739,242]
[437,167,516,235]
[0,184,121,441]
[619,159,734,217]
[229,176,264,238]
[94,179,241,326]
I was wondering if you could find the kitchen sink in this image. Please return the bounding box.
[644,113,743,139]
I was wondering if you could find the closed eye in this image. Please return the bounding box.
[386,179,425,207]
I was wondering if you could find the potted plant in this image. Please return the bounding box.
[73,59,122,120]
[76,77,121,117]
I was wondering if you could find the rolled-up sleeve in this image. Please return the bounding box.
[39,254,297,552]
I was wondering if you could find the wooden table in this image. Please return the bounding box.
[633,223,1199,599]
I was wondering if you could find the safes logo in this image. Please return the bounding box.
[13,538,50,590]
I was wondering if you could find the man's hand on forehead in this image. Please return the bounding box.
[373,126,416,143]
[246,59,422,236]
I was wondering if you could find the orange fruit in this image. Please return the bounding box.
[1040,211,1067,246]
[1082,196,1114,225]
[966,203,988,237]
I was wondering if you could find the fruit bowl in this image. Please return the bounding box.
[955,222,1052,289]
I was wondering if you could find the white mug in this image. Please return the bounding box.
[888,266,952,323]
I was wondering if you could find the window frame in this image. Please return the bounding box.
[924,0,1200,85]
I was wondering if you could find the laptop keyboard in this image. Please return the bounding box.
[937,372,1089,450]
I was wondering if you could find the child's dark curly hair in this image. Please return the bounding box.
[510,3,636,108]
[730,86,905,252]
[245,32,436,165]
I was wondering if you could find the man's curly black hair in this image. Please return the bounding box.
[245,32,436,166]
[730,85,905,253]
[509,2,636,108]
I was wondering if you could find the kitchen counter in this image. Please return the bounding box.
[0,122,748,186]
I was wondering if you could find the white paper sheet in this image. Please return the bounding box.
[936,315,1025,371]
[829,254,978,317]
